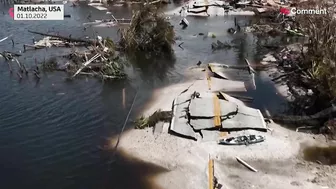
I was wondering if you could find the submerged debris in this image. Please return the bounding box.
[211,40,235,51]
[42,57,58,71]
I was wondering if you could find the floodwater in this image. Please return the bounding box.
[0,2,289,189]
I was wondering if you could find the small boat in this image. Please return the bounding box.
[218,135,265,145]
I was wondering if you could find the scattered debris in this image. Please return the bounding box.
[295,126,316,133]
[83,18,131,28]
[168,0,255,17]
[28,30,95,45]
[211,40,236,50]
[178,42,184,50]
[179,18,189,29]
[227,28,236,34]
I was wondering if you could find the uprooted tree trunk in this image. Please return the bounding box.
[119,4,175,56]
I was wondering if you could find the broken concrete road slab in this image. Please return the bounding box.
[170,92,197,140]
[189,111,266,131]
[189,101,267,131]
[145,78,247,116]
[170,91,267,140]
[200,130,228,142]
[189,97,238,118]
[208,63,254,81]
[209,63,256,90]
[209,77,247,92]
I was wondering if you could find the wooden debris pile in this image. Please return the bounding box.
[52,37,126,80]
[64,45,126,80]
[243,0,309,37]
[27,30,127,80]
[211,40,237,51]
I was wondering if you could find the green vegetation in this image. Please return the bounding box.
[297,0,336,101]
[135,110,172,129]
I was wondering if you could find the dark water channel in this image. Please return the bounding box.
[0,2,293,189]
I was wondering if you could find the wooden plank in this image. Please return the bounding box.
[71,53,100,78]
[236,157,258,172]
[244,58,256,74]
[208,157,214,189]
